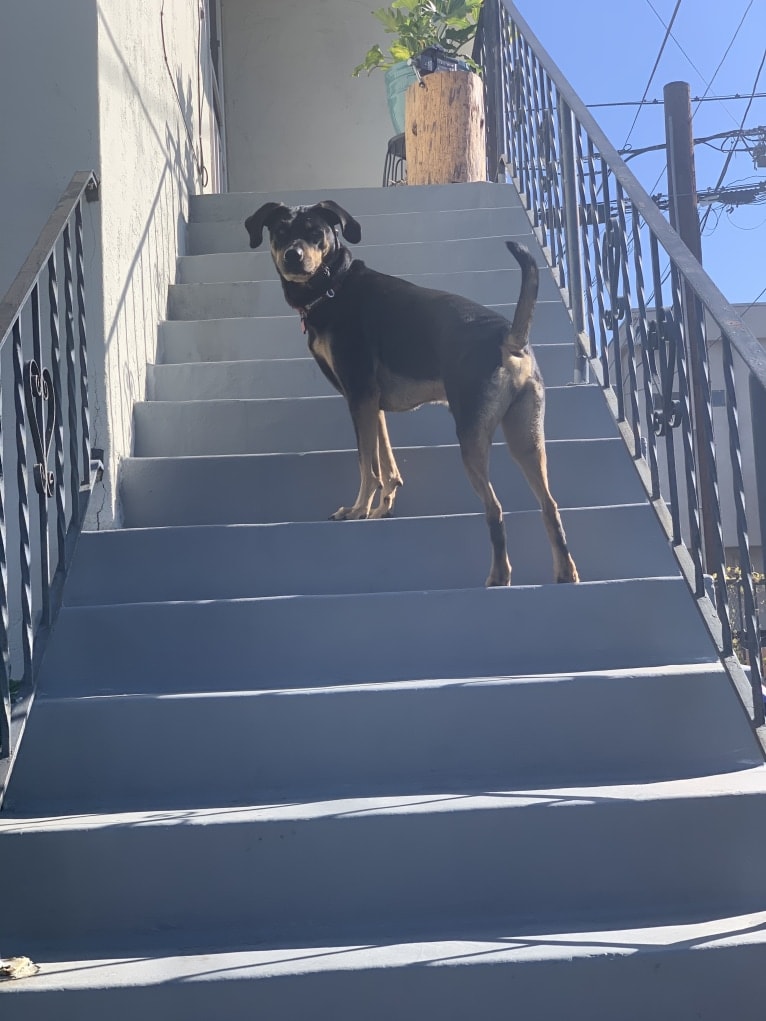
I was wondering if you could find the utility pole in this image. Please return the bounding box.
[664,80,719,572]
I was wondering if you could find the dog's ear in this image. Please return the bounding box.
[313,201,362,244]
[244,202,290,248]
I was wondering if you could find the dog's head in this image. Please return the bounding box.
[244,201,362,283]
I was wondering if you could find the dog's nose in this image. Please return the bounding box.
[284,246,304,268]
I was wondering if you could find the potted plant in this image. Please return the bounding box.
[353,0,483,136]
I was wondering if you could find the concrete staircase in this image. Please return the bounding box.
[2,182,766,1019]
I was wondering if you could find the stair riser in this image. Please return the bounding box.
[149,344,580,399]
[2,793,764,949]
[2,943,764,1021]
[118,439,645,528]
[188,204,535,254]
[167,270,563,320]
[158,302,577,362]
[177,238,551,284]
[65,506,679,604]
[189,182,524,222]
[38,579,716,697]
[10,668,758,814]
[132,387,615,457]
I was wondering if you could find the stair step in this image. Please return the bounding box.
[9,664,761,815]
[189,181,524,222]
[148,344,580,399]
[118,438,645,528]
[177,237,552,284]
[2,770,765,954]
[187,204,536,254]
[4,916,765,1021]
[158,302,577,362]
[37,578,717,698]
[166,269,563,320]
[133,386,615,457]
[65,505,678,605]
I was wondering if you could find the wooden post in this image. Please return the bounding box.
[405,71,486,185]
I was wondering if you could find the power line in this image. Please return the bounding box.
[622,0,683,149]
[692,0,754,128]
[701,47,766,233]
[589,91,766,109]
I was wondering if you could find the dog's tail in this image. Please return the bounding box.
[504,240,538,354]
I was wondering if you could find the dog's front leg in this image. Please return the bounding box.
[369,412,403,518]
[330,396,382,520]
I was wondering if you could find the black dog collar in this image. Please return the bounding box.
[297,244,351,333]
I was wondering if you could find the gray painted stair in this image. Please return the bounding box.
[2,180,764,1021]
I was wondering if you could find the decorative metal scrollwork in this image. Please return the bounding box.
[647,317,683,437]
[23,360,56,498]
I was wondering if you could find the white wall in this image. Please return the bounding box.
[92,0,219,526]
[221,0,394,192]
[0,0,220,528]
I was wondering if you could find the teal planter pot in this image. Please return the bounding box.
[385,60,418,134]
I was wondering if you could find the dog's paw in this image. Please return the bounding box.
[555,555,580,584]
[330,506,369,521]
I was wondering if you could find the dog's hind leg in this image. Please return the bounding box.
[330,396,382,520]
[370,412,403,518]
[500,386,579,584]
[456,423,511,587]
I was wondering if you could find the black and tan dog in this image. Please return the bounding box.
[245,199,578,587]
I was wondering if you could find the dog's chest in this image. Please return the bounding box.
[309,331,340,383]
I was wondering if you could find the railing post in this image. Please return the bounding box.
[481,0,504,180]
[750,375,766,577]
[557,97,587,384]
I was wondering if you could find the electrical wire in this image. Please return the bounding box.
[622,0,683,150]
[700,46,766,233]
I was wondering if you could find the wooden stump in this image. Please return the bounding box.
[404,70,486,185]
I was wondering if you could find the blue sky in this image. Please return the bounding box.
[512,0,766,305]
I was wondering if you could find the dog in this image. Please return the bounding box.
[244,199,579,587]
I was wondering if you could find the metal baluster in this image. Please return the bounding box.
[668,271,705,597]
[614,185,641,456]
[631,210,661,498]
[543,72,565,287]
[648,235,682,546]
[12,320,33,683]
[603,219,625,422]
[29,285,52,627]
[721,333,763,718]
[574,126,597,361]
[48,251,67,573]
[586,140,608,383]
[498,4,513,170]
[63,223,80,523]
[517,38,534,207]
[0,365,11,758]
[75,202,91,496]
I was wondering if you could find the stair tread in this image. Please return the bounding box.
[13,909,766,981]
[5,766,766,831]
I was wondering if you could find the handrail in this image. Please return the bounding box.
[0,170,101,798]
[499,3,766,388]
[477,0,766,732]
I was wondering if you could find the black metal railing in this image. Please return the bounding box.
[0,171,102,791]
[476,1,766,729]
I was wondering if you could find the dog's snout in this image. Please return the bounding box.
[284,245,304,268]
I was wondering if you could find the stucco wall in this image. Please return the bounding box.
[221,0,394,192]
[0,0,219,528]
[92,0,219,526]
